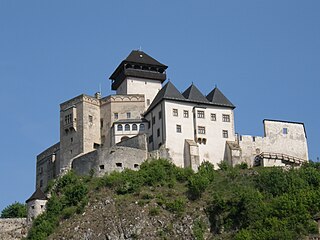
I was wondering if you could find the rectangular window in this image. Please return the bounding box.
[64,114,72,125]
[173,108,178,117]
[222,114,230,122]
[114,113,118,120]
[159,111,162,119]
[283,128,288,134]
[157,128,160,137]
[183,110,189,118]
[127,112,131,119]
[152,116,156,125]
[148,135,153,143]
[147,99,150,106]
[211,113,216,121]
[176,124,182,133]
[116,163,123,168]
[223,130,229,138]
[198,126,206,134]
[89,115,93,123]
[197,110,205,118]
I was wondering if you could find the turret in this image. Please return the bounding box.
[26,188,48,223]
[109,50,168,109]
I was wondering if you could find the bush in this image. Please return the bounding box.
[165,198,186,215]
[1,202,27,218]
[149,207,161,216]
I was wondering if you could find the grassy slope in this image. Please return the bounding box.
[26,160,320,240]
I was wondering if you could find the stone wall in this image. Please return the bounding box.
[72,135,148,177]
[0,218,28,240]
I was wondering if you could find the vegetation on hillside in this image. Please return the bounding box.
[26,159,320,239]
[1,202,27,218]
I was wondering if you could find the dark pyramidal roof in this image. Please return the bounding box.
[146,81,235,114]
[124,50,167,67]
[26,188,48,203]
[206,87,235,108]
[182,84,209,103]
[109,50,168,91]
[147,81,185,112]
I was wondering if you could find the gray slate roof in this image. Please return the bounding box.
[206,87,235,108]
[145,82,235,115]
[146,81,185,113]
[26,188,48,203]
[125,50,167,67]
[182,84,209,103]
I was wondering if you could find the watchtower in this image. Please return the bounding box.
[109,50,168,109]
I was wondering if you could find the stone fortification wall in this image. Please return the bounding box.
[116,134,147,150]
[0,218,28,240]
[72,134,149,177]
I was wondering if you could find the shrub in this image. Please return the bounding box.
[165,198,186,215]
[1,202,27,218]
[149,207,161,216]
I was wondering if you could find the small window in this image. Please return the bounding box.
[127,112,131,119]
[89,115,93,123]
[70,137,73,142]
[117,124,123,131]
[176,124,182,133]
[99,165,105,170]
[116,163,123,168]
[40,180,43,188]
[202,138,207,144]
[31,206,35,209]
[222,114,230,122]
[223,130,229,138]
[183,110,189,118]
[40,205,44,209]
[132,124,138,131]
[147,99,150,106]
[149,135,153,143]
[93,143,100,149]
[283,128,288,134]
[198,126,206,134]
[100,119,104,129]
[125,124,130,131]
[134,164,139,169]
[173,108,178,117]
[197,138,202,144]
[252,136,256,142]
[197,110,205,118]
[114,113,118,119]
[140,124,145,131]
[157,128,160,137]
[159,111,162,119]
[211,113,216,121]
[64,114,72,125]
[152,116,156,125]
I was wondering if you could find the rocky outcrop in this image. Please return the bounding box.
[48,189,209,240]
[0,218,28,240]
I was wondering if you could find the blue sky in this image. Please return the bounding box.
[0,0,319,212]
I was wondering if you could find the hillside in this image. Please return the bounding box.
[26,160,320,240]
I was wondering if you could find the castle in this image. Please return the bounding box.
[27,50,309,220]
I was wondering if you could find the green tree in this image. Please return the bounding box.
[1,202,27,218]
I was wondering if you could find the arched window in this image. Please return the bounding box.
[139,124,145,131]
[125,124,130,131]
[132,124,137,131]
[117,124,123,131]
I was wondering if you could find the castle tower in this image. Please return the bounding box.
[26,188,48,223]
[109,50,168,109]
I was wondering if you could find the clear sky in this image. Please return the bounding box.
[0,0,319,212]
